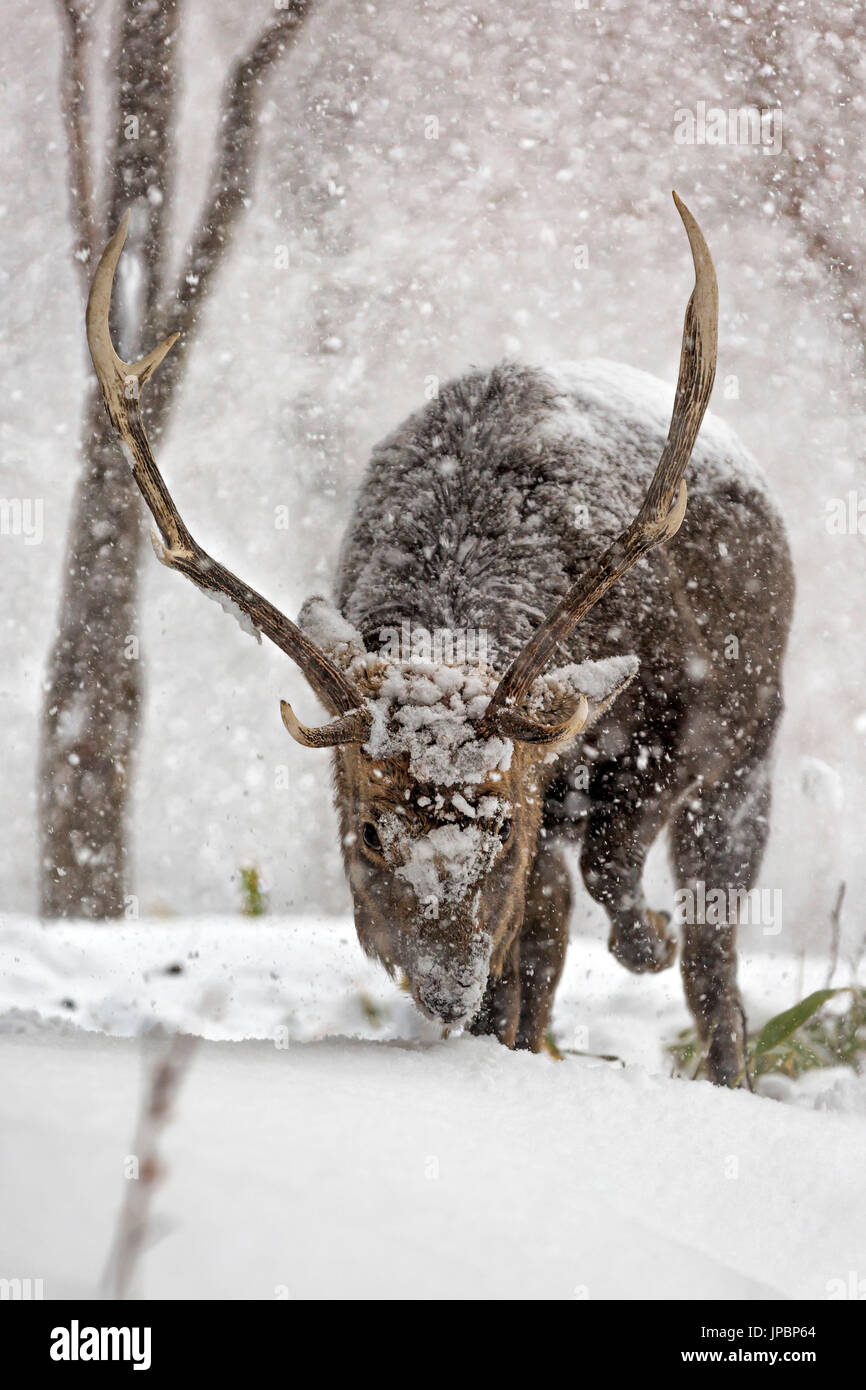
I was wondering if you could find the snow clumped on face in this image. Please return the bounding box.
[299,599,520,933]
[364,660,514,923]
[380,819,502,920]
[363,658,512,786]
[298,595,515,785]
[411,920,494,1024]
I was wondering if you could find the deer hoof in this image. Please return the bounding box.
[608,910,677,974]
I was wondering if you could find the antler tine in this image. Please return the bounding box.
[85,211,179,405]
[479,192,718,740]
[493,694,589,745]
[86,214,372,747]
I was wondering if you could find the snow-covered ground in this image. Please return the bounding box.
[1,916,864,1300]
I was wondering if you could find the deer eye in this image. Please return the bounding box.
[362,822,382,852]
[498,819,513,844]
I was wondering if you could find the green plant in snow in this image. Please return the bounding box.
[239,865,268,918]
[668,987,866,1082]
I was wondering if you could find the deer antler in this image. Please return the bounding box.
[86,212,372,746]
[478,191,718,742]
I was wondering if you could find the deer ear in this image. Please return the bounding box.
[298,596,367,667]
[530,654,639,729]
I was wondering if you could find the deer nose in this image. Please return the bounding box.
[419,991,472,1024]
[413,955,485,1025]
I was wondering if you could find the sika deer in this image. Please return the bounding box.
[86,194,793,1085]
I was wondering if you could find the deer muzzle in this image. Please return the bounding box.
[411,942,491,1027]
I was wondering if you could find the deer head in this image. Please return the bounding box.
[86,193,717,1029]
[288,601,641,1020]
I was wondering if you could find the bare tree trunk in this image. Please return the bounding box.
[40,0,179,917]
[40,0,315,917]
[39,387,146,917]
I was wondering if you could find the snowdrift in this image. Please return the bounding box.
[1,917,863,1300]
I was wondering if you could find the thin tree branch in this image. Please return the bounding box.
[150,0,315,412]
[739,3,866,370]
[55,0,98,298]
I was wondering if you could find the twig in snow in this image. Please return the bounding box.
[101,1029,198,1301]
[824,881,846,989]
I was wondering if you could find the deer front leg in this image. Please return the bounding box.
[469,940,522,1047]
[580,778,678,975]
[514,837,571,1051]
[469,837,570,1051]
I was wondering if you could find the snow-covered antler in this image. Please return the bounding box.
[86,212,372,747]
[478,191,718,742]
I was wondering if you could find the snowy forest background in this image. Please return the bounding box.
[2,0,864,959]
